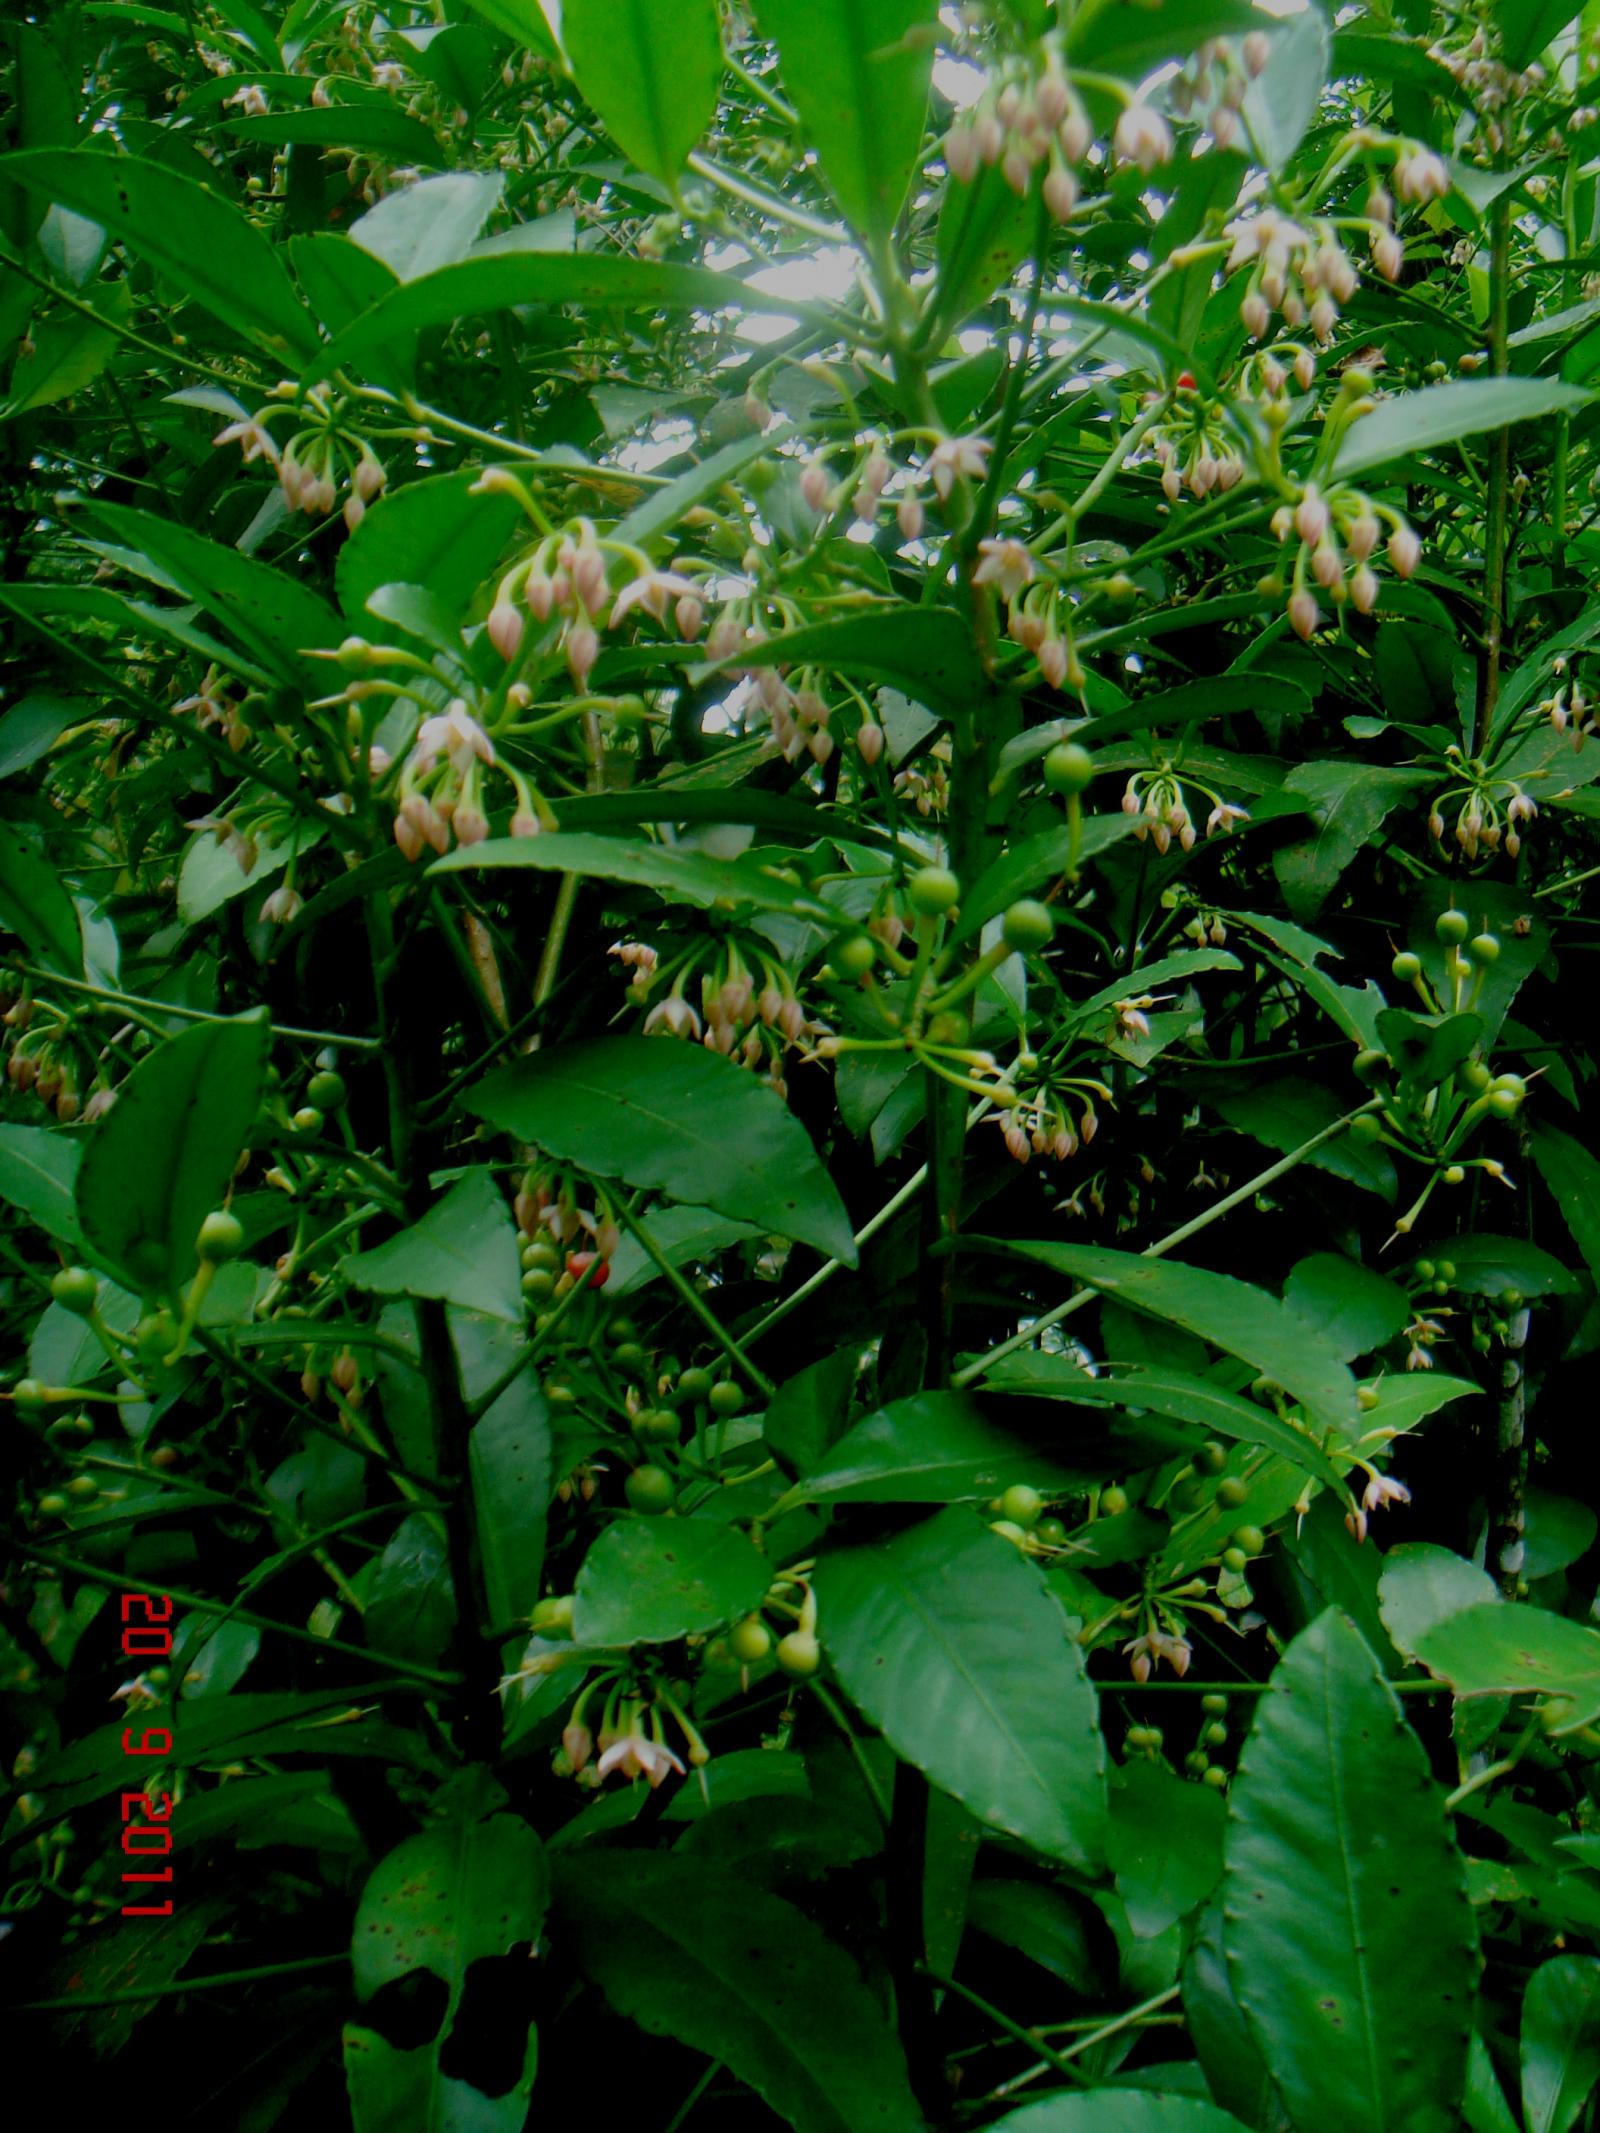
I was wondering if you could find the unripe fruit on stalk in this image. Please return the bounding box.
[1035,1517,1067,1546]
[531,1594,575,1637]
[197,1210,245,1264]
[1487,1088,1523,1118]
[133,1314,175,1366]
[1217,1476,1250,1509]
[676,1367,714,1404]
[1043,741,1096,795]
[1099,1485,1130,1517]
[1001,1484,1043,1528]
[832,933,877,978]
[632,1408,679,1444]
[1435,908,1469,944]
[1391,952,1421,983]
[522,1269,555,1301]
[66,1475,98,1500]
[523,1237,560,1272]
[626,1465,676,1513]
[1461,1060,1492,1092]
[1002,899,1056,952]
[50,1268,98,1316]
[613,1342,649,1371]
[1203,1764,1229,1789]
[1350,1113,1383,1141]
[292,1106,323,1135]
[775,1629,821,1676]
[908,865,962,915]
[1468,933,1500,966]
[1231,1524,1266,1556]
[729,1616,772,1663]
[925,1010,971,1047]
[37,1494,69,1518]
[1204,1721,1228,1747]
[1222,1545,1250,1573]
[1192,1441,1228,1475]
[1352,1049,1389,1084]
[1169,1472,1205,1513]
[1201,1692,1228,1715]
[307,1069,347,1111]
[708,1380,744,1417]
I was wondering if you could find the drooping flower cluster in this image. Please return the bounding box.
[995,1064,1107,1166]
[214,386,387,530]
[1120,765,1249,852]
[1146,381,1249,504]
[942,59,1094,218]
[1539,659,1597,750]
[610,938,824,1097]
[389,697,542,859]
[1226,207,1394,348]
[1425,749,1538,861]
[1268,474,1420,639]
[1168,30,1273,148]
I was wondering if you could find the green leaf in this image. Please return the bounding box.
[778,1388,1160,1509]
[952,814,1141,944]
[1334,378,1594,479]
[1242,10,1329,171]
[1223,1610,1475,2133]
[717,606,985,716]
[1522,1957,1600,2133]
[815,1506,1106,1869]
[347,170,504,280]
[310,250,827,384]
[226,104,444,164]
[1184,1897,1292,2133]
[365,1512,458,1664]
[551,1853,923,2133]
[1209,1079,1393,1200]
[1068,0,1271,74]
[562,0,721,188]
[1378,1544,1499,1657]
[1411,1234,1578,1298]
[0,693,77,779]
[1376,1008,1484,1092]
[751,0,935,250]
[347,1808,546,2133]
[1272,764,1430,922]
[87,502,339,679]
[1,292,125,418]
[432,829,835,918]
[291,231,401,339]
[459,0,558,58]
[762,1346,862,1476]
[1110,1759,1225,1939]
[1283,1254,1410,1360]
[1523,1490,1598,1579]
[967,1878,1098,1993]
[1496,0,1580,69]
[337,468,521,624]
[0,818,82,973]
[612,419,797,548]
[933,159,1035,334]
[1409,1602,1600,1733]
[469,1373,552,1629]
[343,1170,522,1323]
[1,149,318,361]
[984,1358,1350,1491]
[573,1515,771,1645]
[177,826,301,925]
[76,1013,268,1295]
[607,1202,759,1297]
[988,2094,1254,2133]
[1529,1124,1600,1291]
[466,1037,856,1263]
[0,1122,81,1242]
[979,1241,1360,1440]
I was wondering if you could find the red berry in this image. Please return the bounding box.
[1176,371,1197,390]
[567,1251,610,1289]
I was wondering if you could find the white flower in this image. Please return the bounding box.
[1113,103,1172,172]
[595,1726,685,1787]
[972,537,1035,603]
[413,701,495,776]
[214,415,279,466]
[1205,802,1250,835]
[926,434,993,502]
[609,567,698,630]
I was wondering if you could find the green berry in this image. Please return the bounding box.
[676,1367,714,1403]
[1204,1720,1228,1747]
[1001,898,1056,953]
[1352,1048,1389,1084]
[1169,1472,1205,1513]
[1487,1088,1522,1118]
[1035,1517,1067,1546]
[775,1629,821,1677]
[37,1494,70,1518]
[1186,1750,1210,1775]
[1203,1764,1229,1789]
[531,1594,575,1637]
[832,933,877,978]
[1391,952,1422,983]
[625,1464,676,1514]
[924,1009,971,1048]
[612,1342,649,1371]
[1201,1692,1228,1715]
[1222,1546,1249,1574]
[1443,1166,1466,1187]
[1468,933,1500,966]
[1435,908,1469,944]
[1217,1476,1250,1509]
[50,1268,99,1317]
[65,1475,99,1500]
[196,1209,245,1264]
[908,865,961,915]
[708,1380,744,1417]
[1043,741,1096,796]
[1415,1260,1437,1282]
[729,1616,772,1663]
[632,1407,680,1444]
[523,1236,561,1272]
[133,1314,175,1367]
[1099,1484,1130,1518]
[1001,1484,1043,1528]
[1192,1441,1228,1475]
[306,1069,347,1111]
[1231,1524,1266,1557]
[522,1269,556,1301]
[291,1106,323,1135]
[1350,1112,1383,1141]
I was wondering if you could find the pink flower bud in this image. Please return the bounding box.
[1350,563,1380,613]
[1241,288,1270,339]
[1373,230,1404,282]
[1001,145,1031,196]
[1295,489,1329,546]
[510,807,540,838]
[1388,523,1421,578]
[1058,101,1091,163]
[487,598,524,659]
[1043,166,1078,222]
[800,459,831,512]
[1113,103,1172,172]
[1036,73,1069,128]
[453,803,489,846]
[1294,348,1316,392]
[675,593,703,641]
[944,124,980,183]
[897,493,925,540]
[566,620,600,687]
[1038,636,1068,690]
[342,491,366,532]
[856,720,886,765]
[1243,30,1271,74]
[1288,588,1319,640]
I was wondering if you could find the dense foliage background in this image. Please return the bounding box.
[6,0,1600,2125]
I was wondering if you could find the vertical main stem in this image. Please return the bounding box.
[1476,196,1513,750]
